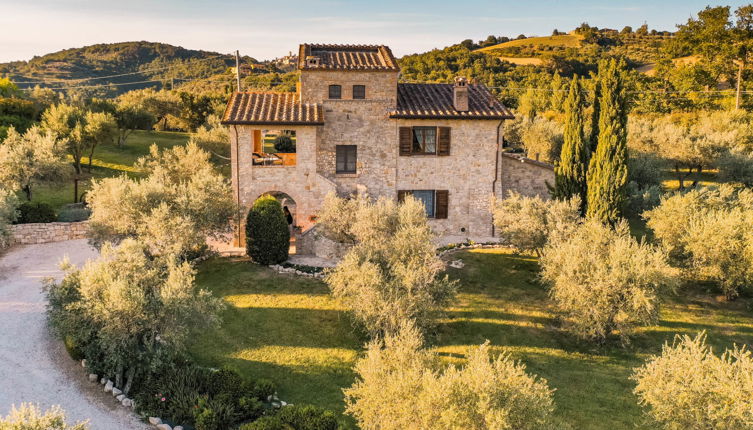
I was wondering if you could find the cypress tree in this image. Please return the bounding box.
[586,59,629,224]
[553,75,589,213]
[588,70,601,153]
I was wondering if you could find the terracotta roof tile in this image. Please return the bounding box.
[390,83,514,120]
[298,44,399,71]
[221,92,324,125]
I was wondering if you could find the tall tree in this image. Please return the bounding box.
[553,75,589,212]
[586,59,629,224]
[42,104,116,174]
[588,72,601,153]
[672,5,753,109]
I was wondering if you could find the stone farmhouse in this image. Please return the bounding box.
[221,43,553,254]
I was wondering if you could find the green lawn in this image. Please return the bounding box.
[25,130,189,211]
[190,249,753,429]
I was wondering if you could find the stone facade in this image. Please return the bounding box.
[9,221,90,245]
[226,45,554,253]
[498,153,555,199]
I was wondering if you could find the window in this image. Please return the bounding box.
[353,85,366,99]
[328,84,342,99]
[412,127,437,154]
[336,145,357,173]
[412,190,436,218]
[398,190,448,219]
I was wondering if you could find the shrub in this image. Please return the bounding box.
[242,405,338,430]
[322,195,457,337]
[16,202,56,223]
[644,185,753,298]
[624,183,662,218]
[633,332,753,429]
[246,195,290,265]
[344,322,554,430]
[491,192,581,256]
[272,134,295,153]
[0,188,18,249]
[135,365,273,428]
[87,142,234,258]
[45,239,224,395]
[540,220,677,343]
[717,145,753,187]
[56,204,91,222]
[0,403,88,430]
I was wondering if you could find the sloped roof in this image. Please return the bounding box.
[221,92,324,125]
[500,152,554,170]
[298,44,400,71]
[390,83,514,120]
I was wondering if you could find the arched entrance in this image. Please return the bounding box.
[256,191,298,254]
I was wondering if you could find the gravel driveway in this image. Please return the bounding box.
[0,240,148,429]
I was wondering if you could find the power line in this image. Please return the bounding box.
[11,54,231,85]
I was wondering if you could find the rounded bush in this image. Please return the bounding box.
[16,202,56,223]
[246,196,290,265]
[273,135,295,153]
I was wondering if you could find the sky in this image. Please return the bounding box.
[1,0,752,63]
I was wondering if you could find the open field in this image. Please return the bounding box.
[477,34,583,53]
[189,248,753,429]
[23,130,190,212]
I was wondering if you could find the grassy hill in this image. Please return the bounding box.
[0,41,255,95]
[477,34,584,54]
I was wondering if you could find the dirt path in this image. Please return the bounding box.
[0,240,148,429]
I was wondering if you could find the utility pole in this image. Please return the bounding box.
[235,50,241,92]
[736,59,744,110]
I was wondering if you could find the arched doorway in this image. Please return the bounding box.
[256,191,298,254]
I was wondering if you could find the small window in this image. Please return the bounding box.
[412,127,437,154]
[328,84,342,99]
[352,85,366,99]
[411,190,435,218]
[336,145,357,174]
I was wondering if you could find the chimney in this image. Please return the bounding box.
[305,56,321,67]
[453,76,469,112]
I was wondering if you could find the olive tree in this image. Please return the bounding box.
[87,142,235,258]
[321,194,457,337]
[633,332,753,429]
[42,104,117,174]
[0,404,88,430]
[45,239,224,394]
[189,114,230,161]
[540,220,677,343]
[491,192,581,256]
[344,322,555,430]
[0,126,68,200]
[645,185,753,299]
[0,187,18,250]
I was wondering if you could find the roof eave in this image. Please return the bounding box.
[221,120,324,126]
[388,113,515,120]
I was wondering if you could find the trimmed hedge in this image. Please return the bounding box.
[246,196,290,265]
[16,202,56,223]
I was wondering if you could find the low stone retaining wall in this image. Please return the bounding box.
[10,221,89,245]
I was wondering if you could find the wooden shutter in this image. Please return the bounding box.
[438,127,451,156]
[435,190,449,219]
[399,127,412,156]
[397,190,408,202]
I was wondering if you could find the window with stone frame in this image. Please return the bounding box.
[411,127,437,154]
[328,84,342,99]
[352,85,366,99]
[336,145,357,173]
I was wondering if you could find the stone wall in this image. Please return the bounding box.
[498,153,554,199]
[299,70,398,105]
[9,221,89,245]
